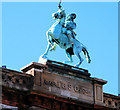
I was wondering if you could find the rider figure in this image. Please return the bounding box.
[52,5,77,47]
[57,4,77,42]
[62,13,77,44]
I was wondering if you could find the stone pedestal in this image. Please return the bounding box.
[21,60,107,106]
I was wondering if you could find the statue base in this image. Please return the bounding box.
[21,60,107,106]
[38,55,48,65]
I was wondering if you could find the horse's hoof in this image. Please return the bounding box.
[75,64,79,67]
[41,55,47,59]
[38,55,48,64]
[63,61,68,64]
[64,61,73,64]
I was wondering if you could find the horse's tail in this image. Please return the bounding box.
[82,47,91,63]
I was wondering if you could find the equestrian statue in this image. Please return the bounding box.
[39,2,91,67]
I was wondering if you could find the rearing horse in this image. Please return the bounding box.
[39,7,91,67]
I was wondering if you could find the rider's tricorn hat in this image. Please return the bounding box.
[67,13,76,20]
[70,13,76,19]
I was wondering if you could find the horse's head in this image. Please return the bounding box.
[52,9,66,20]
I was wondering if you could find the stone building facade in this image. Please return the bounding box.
[0,60,120,110]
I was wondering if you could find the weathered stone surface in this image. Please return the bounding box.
[34,69,93,104]
[21,61,107,106]
[28,106,47,110]
[0,104,18,110]
[1,60,120,110]
[0,67,33,91]
[103,93,120,109]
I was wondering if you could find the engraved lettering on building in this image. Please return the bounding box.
[42,79,92,97]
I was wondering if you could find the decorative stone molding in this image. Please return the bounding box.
[103,93,120,109]
[0,67,33,91]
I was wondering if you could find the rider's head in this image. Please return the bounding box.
[66,13,76,21]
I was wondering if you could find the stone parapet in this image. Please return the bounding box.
[1,60,119,110]
[21,61,107,106]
